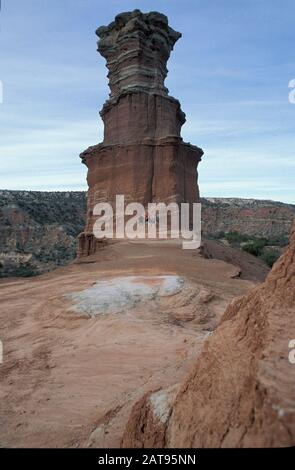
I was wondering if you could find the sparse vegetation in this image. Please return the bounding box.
[13,261,38,277]
[224,231,251,245]
[209,230,285,268]
[242,238,268,257]
[0,190,86,277]
[261,248,281,267]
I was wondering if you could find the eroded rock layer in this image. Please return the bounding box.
[78,10,203,256]
[122,223,295,448]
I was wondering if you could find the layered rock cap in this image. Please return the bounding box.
[96,10,182,103]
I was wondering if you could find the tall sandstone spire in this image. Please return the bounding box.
[78,10,203,256]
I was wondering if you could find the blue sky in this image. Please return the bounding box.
[0,0,294,202]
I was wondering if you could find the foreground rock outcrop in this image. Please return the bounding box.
[0,238,260,447]
[122,223,295,447]
[78,10,203,257]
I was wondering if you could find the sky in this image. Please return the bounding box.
[0,0,295,203]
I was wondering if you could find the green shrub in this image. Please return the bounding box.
[267,235,289,247]
[14,262,38,277]
[242,238,267,257]
[261,249,281,267]
[223,231,252,245]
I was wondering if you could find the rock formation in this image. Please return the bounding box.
[122,222,295,447]
[201,197,295,239]
[1,190,293,277]
[0,190,86,277]
[78,10,203,256]
[0,233,264,448]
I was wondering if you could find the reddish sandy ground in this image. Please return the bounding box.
[0,239,265,448]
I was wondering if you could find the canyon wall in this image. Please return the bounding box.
[202,197,295,239]
[0,190,86,277]
[0,191,294,277]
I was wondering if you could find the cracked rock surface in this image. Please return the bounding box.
[122,226,295,448]
[0,238,261,447]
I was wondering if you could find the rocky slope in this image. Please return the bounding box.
[0,190,86,277]
[0,215,293,447]
[0,238,261,448]
[122,223,295,448]
[201,197,295,239]
[0,190,294,277]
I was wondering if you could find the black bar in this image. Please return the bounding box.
[0,447,292,467]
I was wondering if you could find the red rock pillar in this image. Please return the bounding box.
[78,10,203,256]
